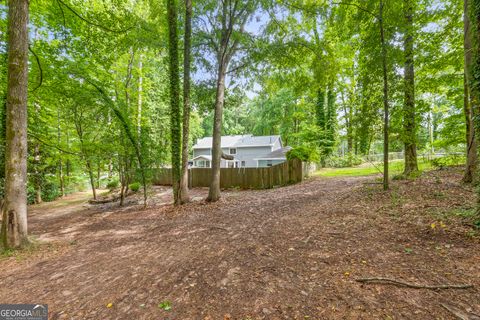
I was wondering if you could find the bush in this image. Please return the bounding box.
[27,183,36,205]
[286,146,318,162]
[431,155,465,169]
[106,179,119,190]
[65,175,88,193]
[326,154,363,168]
[42,181,60,202]
[129,182,141,192]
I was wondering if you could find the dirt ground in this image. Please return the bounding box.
[1,167,479,319]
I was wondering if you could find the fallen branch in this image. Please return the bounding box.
[356,277,473,290]
[440,303,480,320]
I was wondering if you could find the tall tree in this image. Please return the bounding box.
[206,0,254,202]
[402,0,418,177]
[179,0,192,204]
[167,0,182,205]
[472,0,480,217]
[463,0,477,183]
[380,0,390,190]
[1,0,30,248]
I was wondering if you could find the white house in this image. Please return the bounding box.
[191,135,291,168]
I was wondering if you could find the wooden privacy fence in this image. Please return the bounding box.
[150,159,309,189]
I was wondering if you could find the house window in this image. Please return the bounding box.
[241,161,246,167]
[266,160,273,167]
[229,148,236,155]
[197,160,210,168]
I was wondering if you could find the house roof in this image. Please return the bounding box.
[234,135,281,148]
[192,155,212,161]
[254,146,292,160]
[193,135,281,149]
[193,135,250,149]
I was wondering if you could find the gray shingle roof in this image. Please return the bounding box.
[193,135,281,149]
[254,146,292,159]
[234,135,281,147]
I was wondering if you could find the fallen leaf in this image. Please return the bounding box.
[106,303,113,308]
[158,301,172,311]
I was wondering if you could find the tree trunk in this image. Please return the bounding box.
[471,0,480,216]
[463,0,477,183]
[167,0,182,205]
[86,160,97,200]
[379,0,390,190]
[137,55,143,139]
[59,159,65,197]
[57,109,65,197]
[403,0,418,177]
[207,60,228,202]
[33,143,42,204]
[1,0,30,249]
[179,0,192,204]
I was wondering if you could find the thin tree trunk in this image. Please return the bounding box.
[1,0,30,248]
[137,55,143,139]
[57,109,65,197]
[463,0,477,183]
[179,0,192,204]
[33,143,42,204]
[403,0,418,177]
[86,160,97,200]
[167,0,182,205]
[380,0,390,190]
[96,161,101,189]
[207,60,228,202]
[59,160,65,197]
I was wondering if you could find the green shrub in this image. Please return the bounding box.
[27,183,36,205]
[431,155,465,169]
[65,175,88,193]
[129,182,141,192]
[106,179,119,190]
[287,146,318,162]
[326,153,363,168]
[42,181,60,202]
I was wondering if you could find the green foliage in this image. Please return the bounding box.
[326,153,363,168]
[430,155,466,170]
[41,180,61,202]
[286,146,318,162]
[0,0,470,210]
[158,301,172,311]
[107,180,119,190]
[129,182,141,192]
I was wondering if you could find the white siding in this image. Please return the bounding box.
[193,148,211,158]
[272,138,282,150]
[236,146,272,167]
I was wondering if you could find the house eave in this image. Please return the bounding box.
[253,157,287,161]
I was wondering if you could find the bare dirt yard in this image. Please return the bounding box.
[1,167,479,319]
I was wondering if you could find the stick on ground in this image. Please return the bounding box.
[356,277,473,290]
[440,303,480,320]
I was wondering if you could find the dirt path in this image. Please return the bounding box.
[1,168,479,319]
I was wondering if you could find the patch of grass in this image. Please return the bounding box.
[0,238,43,261]
[431,207,476,220]
[0,248,15,258]
[314,158,434,178]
